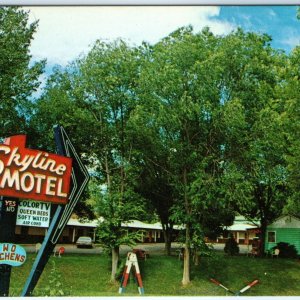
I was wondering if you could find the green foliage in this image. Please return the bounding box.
[282,47,300,217]
[189,226,214,260]
[137,28,235,275]
[115,258,126,280]
[224,234,240,256]
[0,7,45,139]
[96,221,143,250]
[272,242,298,259]
[27,22,298,282]
[217,29,289,254]
[33,261,71,296]
[33,40,146,258]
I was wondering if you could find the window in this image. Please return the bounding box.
[267,231,276,243]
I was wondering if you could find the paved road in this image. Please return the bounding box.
[23,242,250,255]
[22,243,181,255]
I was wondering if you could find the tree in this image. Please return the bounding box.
[76,40,145,281]
[128,95,180,256]
[281,47,300,217]
[31,23,292,284]
[33,39,145,281]
[219,30,289,255]
[137,27,231,285]
[0,7,44,140]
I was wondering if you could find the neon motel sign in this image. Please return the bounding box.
[0,135,72,205]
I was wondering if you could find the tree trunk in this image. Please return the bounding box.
[182,167,191,286]
[259,218,268,256]
[182,222,191,285]
[105,153,111,188]
[111,246,120,282]
[194,249,200,266]
[162,223,173,256]
[164,234,172,256]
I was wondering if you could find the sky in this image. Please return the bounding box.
[25,6,299,70]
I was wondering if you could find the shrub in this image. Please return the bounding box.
[272,242,298,258]
[116,259,126,281]
[224,234,239,256]
[33,261,71,296]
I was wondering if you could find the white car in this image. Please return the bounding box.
[76,236,93,248]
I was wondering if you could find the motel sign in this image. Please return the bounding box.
[0,126,89,297]
[0,135,72,204]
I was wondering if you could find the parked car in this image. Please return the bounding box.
[76,236,93,248]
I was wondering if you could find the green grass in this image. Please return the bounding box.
[9,252,300,296]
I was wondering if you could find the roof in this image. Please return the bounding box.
[67,218,99,228]
[225,223,258,231]
[66,216,260,232]
[268,215,300,229]
[234,215,260,225]
[67,218,183,231]
[122,220,163,230]
[122,220,184,230]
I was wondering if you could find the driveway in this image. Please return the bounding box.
[22,242,250,255]
[22,243,179,255]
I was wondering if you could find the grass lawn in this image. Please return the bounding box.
[9,251,300,296]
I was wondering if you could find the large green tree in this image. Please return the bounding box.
[33,39,145,281]
[136,27,233,285]
[74,40,145,281]
[128,91,180,256]
[32,23,292,284]
[282,46,300,217]
[220,30,288,255]
[0,7,44,140]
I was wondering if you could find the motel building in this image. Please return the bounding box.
[13,213,259,246]
[14,216,98,244]
[14,216,181,245]
[216,215,260,245]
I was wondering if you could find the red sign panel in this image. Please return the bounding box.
[0,135,72,204]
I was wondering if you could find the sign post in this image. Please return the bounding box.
[0,132,74,296]
[21,125,90,296]
[0,197,19,296]
[0,126,89,296]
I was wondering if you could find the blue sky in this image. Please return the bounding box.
[219,6,299,51]
[26,6,299,71]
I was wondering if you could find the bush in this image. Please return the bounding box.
[272,242,298,258]
[33,261,71,296]
[116,259,126,281]
[224,234,239,256]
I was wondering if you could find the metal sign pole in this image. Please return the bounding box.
[0,197,19,296]
[21,205,63,296]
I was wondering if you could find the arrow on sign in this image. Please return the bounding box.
[51,125,90,244]
[21,125,90,296]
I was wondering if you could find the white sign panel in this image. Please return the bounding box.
[16,200,51,228]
